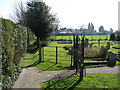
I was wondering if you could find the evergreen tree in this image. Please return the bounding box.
[25,1,58,43]
[110,28,113,33]
[88,23,91,30]
[88,22,94,31]
[110,33,115,41]
[91,23,94,30]
[99,26,104,32]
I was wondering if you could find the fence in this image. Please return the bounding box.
[43,46,73,66]
[51,35,110,41]
[73,34,117,81]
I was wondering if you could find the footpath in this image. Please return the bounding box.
[13,66,119,88]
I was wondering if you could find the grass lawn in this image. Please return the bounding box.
[51,35,110,40]
[20,36,120,71]
[41,73,120,89]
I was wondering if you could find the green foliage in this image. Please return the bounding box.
[2,18,27,89]
[110,33,115,41]
[25,1,58,41]
[110,31,120,41]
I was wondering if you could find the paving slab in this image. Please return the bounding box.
[13,66,120,88]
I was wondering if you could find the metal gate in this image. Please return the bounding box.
[43,46,73,66]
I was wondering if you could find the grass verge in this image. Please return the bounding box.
[41,73,120,89]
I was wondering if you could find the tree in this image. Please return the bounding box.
[110,28,113,33]
[91,23,94,31]
[10,1,26,25]
[110,31,120,41]
[25,1,58,44]
[25,1,59,62]
[88,22,94,31]
[88,23,91,30]
[110,33,115,41]
[99,26,104,32]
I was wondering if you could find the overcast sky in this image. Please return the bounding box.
[0,0,119,31]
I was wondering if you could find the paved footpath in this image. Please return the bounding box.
[13,66,119,88]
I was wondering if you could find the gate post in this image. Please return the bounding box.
[75,35,79,72]
[73,34,76,67]
[80,34,85,81]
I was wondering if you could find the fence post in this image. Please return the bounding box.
[56,46,58,64]
[42,47,44,62]
[71,47,73,67]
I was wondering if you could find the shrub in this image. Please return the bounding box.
[110,33,115,41]
[1,18,27,89]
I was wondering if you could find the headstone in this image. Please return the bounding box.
[85,39,89,47]
[106,42,110,50]
[98,39,100,47]
[89,43,92,48]
[107,52,117,67]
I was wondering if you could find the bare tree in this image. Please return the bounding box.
[10,1,26,25]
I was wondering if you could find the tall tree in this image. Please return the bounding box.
[91,23,94,30]
[88,22,94,31]
[88,23,91,30]
[25,1,58,44]
[99,26,104,32]
[110,28,113,33]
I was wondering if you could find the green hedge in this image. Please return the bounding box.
[1,18,27,89]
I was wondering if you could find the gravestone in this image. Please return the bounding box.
[84,39,89,47]
[106,42,110,50]
[98,39,100,47]
[89,43,92,48]
[107,52,117,67]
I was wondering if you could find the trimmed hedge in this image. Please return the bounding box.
[1,18,27,89]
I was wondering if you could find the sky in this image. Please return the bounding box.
[0,0,119,31]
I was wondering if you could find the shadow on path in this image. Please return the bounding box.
[45,77,81,90]
[66,79,81,90]
[42,64,56,71]
[21,60,40,68]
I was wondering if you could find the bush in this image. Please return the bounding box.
[110,31,120,41]
[1,18,27,89]
[110,33,115,41]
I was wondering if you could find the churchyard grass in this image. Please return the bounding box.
[41,73,119,89]
[20,35,120,71]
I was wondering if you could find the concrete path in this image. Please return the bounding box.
[86,66,119,75]
[13,66,119,88]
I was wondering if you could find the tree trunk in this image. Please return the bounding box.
[37,37,39,48]
[38,37,42,62]
[27,29,30,45]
